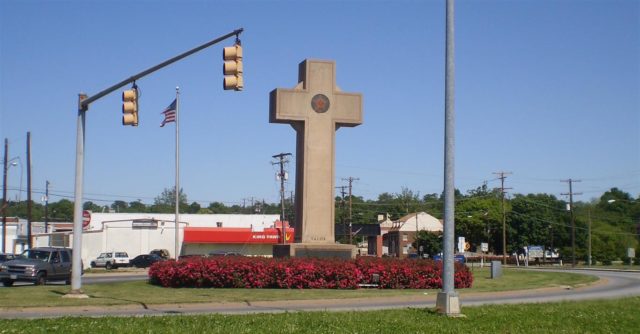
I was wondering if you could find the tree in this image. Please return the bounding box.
[188,201,201,214]
[111,200,128,212]
[128,200,147,213]
[508,194,566,253]
[208,201,230,213]
[455,191,502,253]
[83,201,102,212]
[413,230,442,257]
[49,199,74,221]
[153,188,188,213]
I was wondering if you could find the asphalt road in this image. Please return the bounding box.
[0,268,638,319]
[0,270,149,287]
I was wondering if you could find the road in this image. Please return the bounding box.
[0,271,148,287]
[0,269,638,319]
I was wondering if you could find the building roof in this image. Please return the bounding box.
[388,212,443,233]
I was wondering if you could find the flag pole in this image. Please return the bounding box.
[174,86,180,260]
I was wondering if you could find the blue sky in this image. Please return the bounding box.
[1,0,638,208]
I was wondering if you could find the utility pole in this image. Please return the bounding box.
[2,138,7,253]
[587,207,592,266]
[44,181,50,234]
[493,171,512,265]
[26,132,32,249]
[561,179,581,267]
[272,153,291,244]
[342,177,358,245]
[336,185,347,241]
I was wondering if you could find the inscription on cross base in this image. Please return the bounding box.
[269,59,363,244]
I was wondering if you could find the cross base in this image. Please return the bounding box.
[273,243,356,260]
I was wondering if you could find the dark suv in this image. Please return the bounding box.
[0,247,75,286]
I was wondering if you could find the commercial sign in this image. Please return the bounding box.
[183,227,294,244]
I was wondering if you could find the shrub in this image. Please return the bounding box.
[148,256,473,289]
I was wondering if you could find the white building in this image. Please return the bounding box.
[23,212,284,269]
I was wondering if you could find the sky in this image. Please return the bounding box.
[1,0,638,209]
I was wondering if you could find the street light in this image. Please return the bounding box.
[6,157,23,202]
[2,156,22,253]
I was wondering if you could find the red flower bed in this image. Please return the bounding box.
[148,256,473,289]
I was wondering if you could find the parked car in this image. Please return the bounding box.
[0,253,16,264]
[208,250,244,257]
[129,254,164,268]
[178,254,206,261]
[432,254,466,263]
[90,251,130,269]
[150,249,170,259]
[0,247,76,286]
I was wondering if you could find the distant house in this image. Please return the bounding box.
[382,212,443,258]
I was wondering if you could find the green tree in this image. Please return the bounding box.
[455,189,502,253]
[208,201,230,213]
[153,188,188,213]
[83,201,102,212]
[111,200,128,212]
[413,230,442,257]
[188,201,201,214]
[49,199,74,221]
[128,200,147,213]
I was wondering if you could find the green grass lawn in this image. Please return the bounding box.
[0,268,598,308]
[1,297,638,333]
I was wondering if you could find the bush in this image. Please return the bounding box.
[148,256,473,289]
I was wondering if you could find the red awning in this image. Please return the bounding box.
[183,227,294,244]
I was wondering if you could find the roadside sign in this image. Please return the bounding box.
[82,210,91,229]
[481,242,488,252]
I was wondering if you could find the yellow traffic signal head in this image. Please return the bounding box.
[223,44,243,91]
[122,87,138,126]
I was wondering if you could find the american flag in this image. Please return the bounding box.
[160,99,177,127]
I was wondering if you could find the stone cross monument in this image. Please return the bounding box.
[270,59,362,258]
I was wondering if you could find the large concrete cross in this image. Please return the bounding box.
[270,59,362,244]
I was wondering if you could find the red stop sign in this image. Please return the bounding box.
[82,210,91,228]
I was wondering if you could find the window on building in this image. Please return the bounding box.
[402,234,408,241]
[216,222,223,227]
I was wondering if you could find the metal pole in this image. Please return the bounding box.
[279,158,286,244]
[44,181,49,234]
[175,87,180,260]
[442,0,456,295]
[70,94,87,295]
[2,138,7,253]
[588,208,592,266]
[80,29,244,107]
[436,0,461,316]
[26,132,32,249]
[501,177,506,264]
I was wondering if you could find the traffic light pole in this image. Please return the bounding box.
[68,28,243,297]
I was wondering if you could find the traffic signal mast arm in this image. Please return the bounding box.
[79,28,244,110]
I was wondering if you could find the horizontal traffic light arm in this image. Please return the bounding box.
[79,28,244,111]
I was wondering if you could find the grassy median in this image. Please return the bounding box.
[0,268,597,308]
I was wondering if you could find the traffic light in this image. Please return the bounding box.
[122,86,138,126]
[223,44,243,91]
